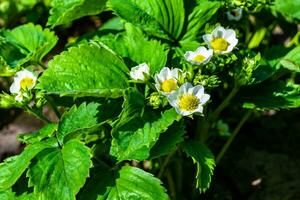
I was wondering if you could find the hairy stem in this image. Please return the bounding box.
[211,86,239,120]
[158,149,177,179]
[46,96,61,119]
[216,110,252,164]
[25,105,51,123]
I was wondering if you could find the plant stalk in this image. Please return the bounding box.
[216,110,252,164]
[158,149,177,179]
[25,105,51,123]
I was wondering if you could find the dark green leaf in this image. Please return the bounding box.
[182,140,215,193]
[280,46,300,72]
[37,42,129,98]
[241,81,300,110]
[149,120,185,159]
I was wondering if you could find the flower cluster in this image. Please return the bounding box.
[184,26,238,66]
[129,26,238,117]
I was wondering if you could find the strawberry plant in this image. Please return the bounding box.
[0,0,299,199]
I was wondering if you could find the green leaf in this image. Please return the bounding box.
[28,140,92,200]
[81,166,169,200]
[18,123,57,144]
[37,42,129,98]
[241,81,300,110]
[58,102,99,143]
[0,189,36,200]
[149,120,185,159]
[181,0,220,41]
[272,0,300,22]
[110,107,181,161]
[0,138,57,191]
[98,23,169,75]
[108,0,185,40]
[0,37,27,76]
[280,46,300,72]
[3,23,58,63]
[182,140,215,193]
[48,0,107,27]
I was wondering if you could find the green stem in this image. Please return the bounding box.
[166,170,176,198]
[216,110,252,164]
[211,85,239,120]
[25,105,51,123]
[158,149,177,179]
[37,62,47,70]
[46,96,61,119]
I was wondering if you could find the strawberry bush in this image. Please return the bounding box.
[0,0,299,199]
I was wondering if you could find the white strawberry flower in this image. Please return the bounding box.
[154,67,181,96]
[203,26,238,54]
[226,8,243,21]
[184,46,213,65]
[168,82,210,116]
[9,69,37,102]
[129,63,150,82]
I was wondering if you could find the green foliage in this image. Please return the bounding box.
[272,0,300,22]
[241,82,300,110]
[0,23,57,76]
[150,120,185,159]
[98,23,169,75]
[110,89,180,161]
[108,0,185,41]
[182,140,215,193]
[181,0,220,42]
[81,166,169,200]
[18,123,57,144]
[0,138,57,191]
[58,102,99,143]
[48,0,107,27]
[37,42,129,98]
[279,46,300,72]
[27,140,92,200]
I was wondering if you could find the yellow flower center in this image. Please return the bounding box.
[178,94,200,111]
[161,79,177,93]
[211,38,229,51]
[20,77,34,89]
[193,54,206,63]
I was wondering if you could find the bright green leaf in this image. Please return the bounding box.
[58,102,99,143]
[37,42,129,98]
[18,123,57,144]
[110,108,181,161]
[98,23,169,75]
[182,140,215,193]
[3,23,58,63]
[108,0,185,40]
[48,0,107,27]
[181,0,220,41]
[280,46,300,72]
[80,166,169,200]
[28,140,92,200]
[0,138,57,191]
[272,0,300,22]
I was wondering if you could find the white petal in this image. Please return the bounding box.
[184,51,194,61]
[194,106,204,114]
[179,82,192,94]
[167,92,179,107]
[224,29,237,41]
[200,94,210,105]
[224,38,238,53]
[15,93,23,102]
[212,26,226,38]
[176,107,193,116]
[195,46,207,54]
[170,68,180,79]
[9,82,20,94]
[193,85,204,97]
[203,34,213,46]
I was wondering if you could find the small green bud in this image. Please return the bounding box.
[0,93,16,109]
[148,92,167,109]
